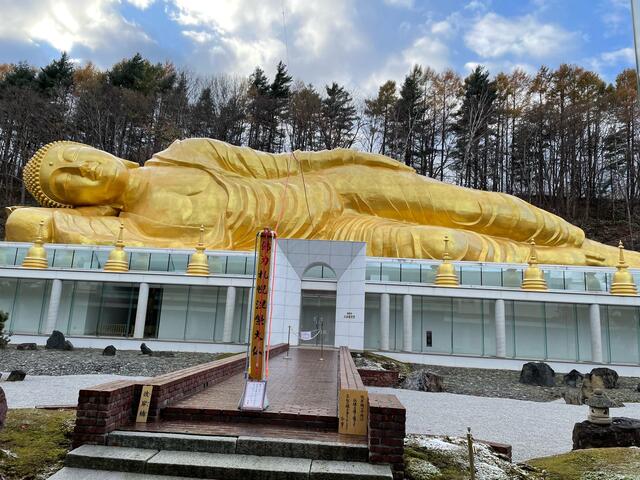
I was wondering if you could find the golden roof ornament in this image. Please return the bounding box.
[22,220,49,269]
[435,235,459,287]
[186,225,210,276]
[610,241,637,296]
[104,223,129,272]
[521,240,548,291]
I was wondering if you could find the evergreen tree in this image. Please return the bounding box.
[320,82,357,149]
[247,66,271,149]
[37,52,74,94]
[364,80,397,155]
[267,61,292,152]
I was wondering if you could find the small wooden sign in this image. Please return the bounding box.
[135,385,153,423]
[338,388,368,436]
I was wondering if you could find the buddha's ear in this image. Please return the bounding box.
[122,159,140,169]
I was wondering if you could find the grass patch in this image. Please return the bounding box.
[527,448,640,480]
[405,445,469,480]
[0,408,75,479]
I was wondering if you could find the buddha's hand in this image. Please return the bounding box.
[5,207,55,242]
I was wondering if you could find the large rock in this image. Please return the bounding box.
[590,367,619,389]
[64,340,74,351]
[562,389,583,405]
[140,343,153,355]
[7,370,26,381]
[45,330,67,350]
[519,362,555,387]
[0,387,6,431]
[102,345,116,356]
[16,343,37,351]
[563,369,583,388]
[401,369,444,392]
[573,417,640,450]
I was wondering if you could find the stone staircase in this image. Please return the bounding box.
[49,430,393,480]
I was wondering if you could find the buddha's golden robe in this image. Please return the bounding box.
[5,138,637,266]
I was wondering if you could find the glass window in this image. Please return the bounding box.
[0,278,18,325]
[185,286,222,341]
[303,265,323,279]
[129,252,150,271]
[226,256,247,275]
[381,262,401,282]
[364,293,381,349]
[232,287,251,344]
[55,281,74,334]
[389,295,402,351]
[72,250,93,269]
[208,256,226,275]
[600,305,611,364]
[10,279,50,334]
[544,270,565,290]
[482,299,496,356]
[545,303,578,361]
[564,271,586,291]
[91,251,109,269]
[513,301,546,359]
[68,282,102,336]
[412,296,423,352]
[420,297,452,354]
[606,305,640,364]
[0,246,18,266]
[481,267,502,287]
[585,272,607,292]
[15,248,28,265]
[169,254,189,273]
[503,268,523,288]
[421,264,438,284]
[157,285,189,340]
[505,300,515,358]
[460,266,481,286]
[452,298,483,355]
[401,263,420,283]
[366,262,382,281]
[149,253,170,271]
[96,284,138,337]
[576,304,592,362]
[52,249,73,268]
[246,256,256,276]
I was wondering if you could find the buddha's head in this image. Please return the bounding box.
[23,141,138,208]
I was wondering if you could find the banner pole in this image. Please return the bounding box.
[320,317,324,361]
[285,326,291,360]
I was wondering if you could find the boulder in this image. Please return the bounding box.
[581,373,601,402]
[45,330,67,350]
[573,417,640,450]
[401,369,444,392]
[140,343,153,355]
[563,369,584,388]
[590,367,619,389]
[519,362,555,387]
[636,383,640,393]
[7,370,26,382]
[0,387,6,430]
[562,389,583,405]
[63,340,74,351]
[16,343,37,351]
[102,345,116,356]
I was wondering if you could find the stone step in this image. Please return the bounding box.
[62,445,393,480]
[48,467,202,480]
[109,431,368,461]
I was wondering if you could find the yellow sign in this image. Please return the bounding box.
[248,228,275,381]
[135,385,153,423]
[338,388,368,436]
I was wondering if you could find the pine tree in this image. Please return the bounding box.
[37,52,74,94]
[320,82,357,149]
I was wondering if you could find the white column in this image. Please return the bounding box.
[133,283,149,339]
[589,304,603,363]
[380,293,390,351]
[44,279,62,334]
[402,294,413,352]
[222,286,237,343]
[495,299,506,358]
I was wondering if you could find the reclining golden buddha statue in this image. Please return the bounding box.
[4,138,638,266]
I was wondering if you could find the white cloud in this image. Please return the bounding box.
[601,47,635,64]
[465,12,579,59]
[0,0,152,56]
[383,0,414,8]
[431,20,452,36]
[126,0,155,9]
[365,35,450,93]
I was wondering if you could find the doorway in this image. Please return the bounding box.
[299,290,336,347]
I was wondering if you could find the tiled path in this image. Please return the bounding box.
[171,348,338,418]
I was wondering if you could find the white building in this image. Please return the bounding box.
[1,238,640,367]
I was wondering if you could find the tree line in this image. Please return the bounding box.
[1,53,639,246]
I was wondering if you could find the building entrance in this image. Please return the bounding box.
[299,290,336,347]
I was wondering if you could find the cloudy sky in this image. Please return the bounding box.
[0,0,636,94]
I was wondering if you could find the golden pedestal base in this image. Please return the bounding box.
[104,258,129,272]
[22,255,48,269]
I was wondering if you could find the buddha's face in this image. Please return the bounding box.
[41,144,137,206]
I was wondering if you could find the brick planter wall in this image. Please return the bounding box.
[368,393,406,480]
[357,368,399,387]
[72,343,288,447]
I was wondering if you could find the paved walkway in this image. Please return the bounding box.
[171,348,338,418]
[370,386,640,462]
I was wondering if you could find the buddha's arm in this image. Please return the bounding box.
[5,206,120,244]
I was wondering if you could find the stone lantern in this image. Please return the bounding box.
[586,389,621,425]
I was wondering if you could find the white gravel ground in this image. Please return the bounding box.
[369,386,640,462]
[1,375,148,408]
